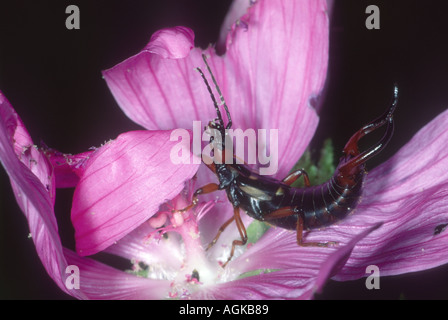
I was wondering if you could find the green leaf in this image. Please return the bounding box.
[237,268,279,279]
[246,219,271,244]
[289,138,335,187]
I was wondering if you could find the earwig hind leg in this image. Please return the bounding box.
[296,214,338,248]
[263,207,338,247]
[282,169,311,187]
[262,206,296,220]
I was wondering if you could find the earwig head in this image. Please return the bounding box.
[196,54,233,153]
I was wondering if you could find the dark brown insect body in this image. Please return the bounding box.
[182,54,398,267]
[223,161,365,231]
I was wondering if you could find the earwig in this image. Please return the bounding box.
[185,54,398,267]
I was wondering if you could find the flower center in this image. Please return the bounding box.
[140,189,222,298]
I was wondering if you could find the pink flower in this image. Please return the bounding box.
[1,0,448,300]
[102,0,448,296]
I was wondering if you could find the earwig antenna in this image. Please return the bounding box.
[196,66,223,126]
[201,54,232,129]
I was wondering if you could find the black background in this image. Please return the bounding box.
[1,0,448,299]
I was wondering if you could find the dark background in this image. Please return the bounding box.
[1,0,447,299]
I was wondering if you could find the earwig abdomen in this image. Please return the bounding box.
[300,171,365,229]
[232,164,366,231]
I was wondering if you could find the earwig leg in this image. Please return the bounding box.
[222,207,247,268]
[175,154,219,213]
[282,169,311,187]
[201,154,217,173]
[206,215,235,251]
[263,207,338,247]
[263,206,296,220]
[193,182,220,198]
[296,214,338,247]
[206,206,248,268]
[175,183,219,213]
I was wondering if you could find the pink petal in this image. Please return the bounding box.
[72,130,199,256]
[232,230,323,274]
[221,0,329,177]
[103,27,208,131]
[103,0,330,178]
[194,268,318,300]
[227,219,380,276]
[0,92,74,296]
[330,109,448,280]
[217,0,251,51]
[220,110,448,287]
[146,26,195,59]
[104,218,184,270]
[216,109,448,292]
[45,149,94,188]
[1,94,192,300]
[64,249,170,299]
[313,223,383,292]
[196,223,380,299]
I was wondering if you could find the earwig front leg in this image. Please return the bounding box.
[206,215,235,251]
[222,206,247,268]
[205,207,247,268]
[176,182,219,213]
[282,169,311,187]
[175,155,218,213]
[201,154,217,173]
[206,206,248,268]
